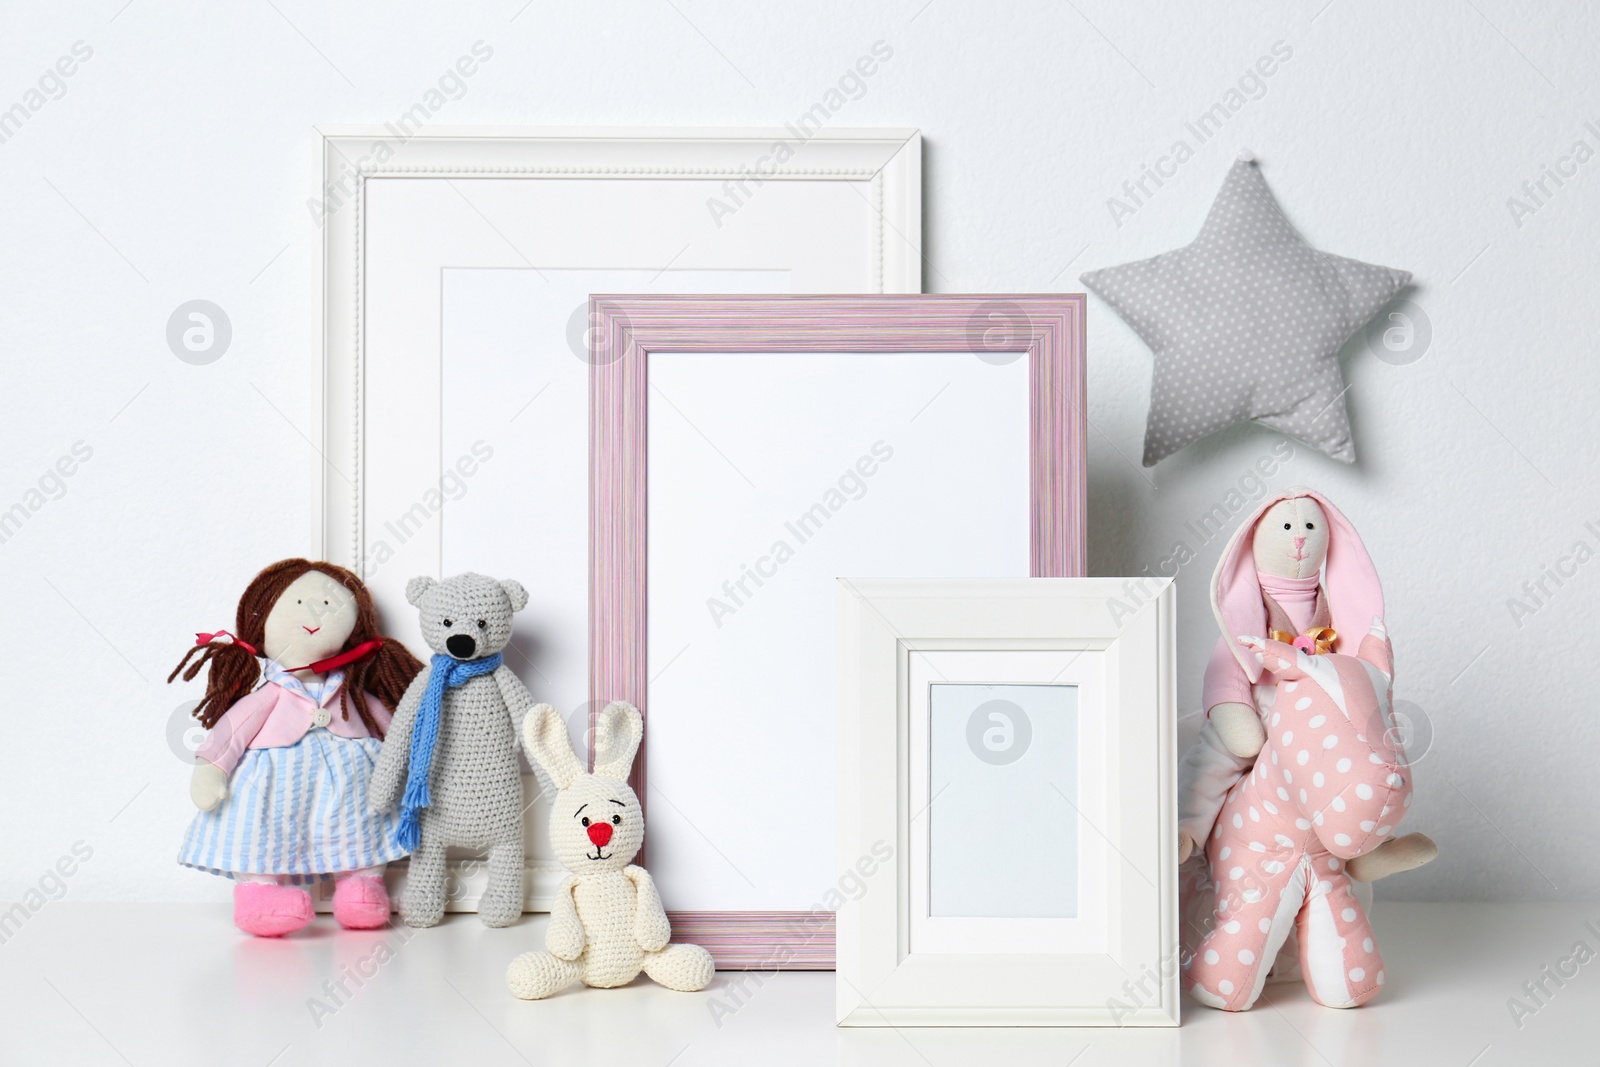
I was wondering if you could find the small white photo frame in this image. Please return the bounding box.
[836,577,1178,1026]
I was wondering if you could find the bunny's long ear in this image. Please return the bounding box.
[1305,491,1384,653]
[591,701,643,781]
[522,704,583,790]
[1210,491,1292,682]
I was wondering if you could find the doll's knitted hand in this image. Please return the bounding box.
[547,916,586,961]
[190,760,228,811]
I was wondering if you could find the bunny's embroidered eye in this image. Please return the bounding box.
[1305,522,1315,530]
[611,814,622,825]
[442,618,453,627]
[580,816,591,827]
[1283,522,1292,530]
[477,619,487,629]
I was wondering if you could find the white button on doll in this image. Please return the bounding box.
[171,559,425,937]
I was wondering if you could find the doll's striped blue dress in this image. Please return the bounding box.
[178,667,410,882]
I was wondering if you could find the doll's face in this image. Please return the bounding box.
[262,571,359,669]
[1252,498,1329,580]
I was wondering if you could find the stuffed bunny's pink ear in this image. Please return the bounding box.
[1210,492,1292,682]
[1306,492,1385,654]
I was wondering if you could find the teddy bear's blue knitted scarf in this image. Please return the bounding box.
[397,652,504,850]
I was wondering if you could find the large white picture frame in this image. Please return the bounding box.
[315,127,921,912]
[836,577,1179,1026]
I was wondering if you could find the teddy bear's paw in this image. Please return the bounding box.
[478,892,522,928]
[399,893,445,929]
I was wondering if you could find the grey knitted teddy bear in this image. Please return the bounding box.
[507,701,714,998]
[369,573,535,928]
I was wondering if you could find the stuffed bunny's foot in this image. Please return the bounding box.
[332,874,391,930]
[506,952,583,1000]
[643,943,715,992]
[233,882,314,938]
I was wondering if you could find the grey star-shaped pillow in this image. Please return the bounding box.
[1081,153,1411,466]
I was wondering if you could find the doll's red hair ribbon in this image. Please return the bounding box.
[195,630,259,656]
[193,631,382,674]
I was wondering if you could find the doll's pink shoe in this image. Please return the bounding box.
[233,882,314,937]
[332,875,391,930]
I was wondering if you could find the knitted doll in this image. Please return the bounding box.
[172,559,424,937]
[507,701,714,999]
[368,573,536,928]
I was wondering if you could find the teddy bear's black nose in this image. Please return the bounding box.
[446,634,477,659]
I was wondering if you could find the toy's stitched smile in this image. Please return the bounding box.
[302,625,321,634]
[587,847,611,861]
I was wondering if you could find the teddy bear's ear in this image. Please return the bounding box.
[500,578,529,613]
[405,576,437,607]
[522,704,582,789]
[592,701,643,781]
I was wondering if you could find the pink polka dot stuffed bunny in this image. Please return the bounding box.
[1177,488,1436,1009]
[1184,623,1412,1010]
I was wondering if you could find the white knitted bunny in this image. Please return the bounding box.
[507,701,714,999]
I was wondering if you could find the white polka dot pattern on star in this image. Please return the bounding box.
[1080,157,1411,466]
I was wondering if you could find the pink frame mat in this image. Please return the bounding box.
[589,294,1087,968]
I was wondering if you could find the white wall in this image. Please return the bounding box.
[2,0,1595,904]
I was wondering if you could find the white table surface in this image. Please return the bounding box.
[1,901,1592,1065]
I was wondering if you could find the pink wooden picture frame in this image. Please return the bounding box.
[589,294,1086,969]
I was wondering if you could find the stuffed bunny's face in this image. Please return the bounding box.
[1252,497,1329,580]
[554,777,643,871]
[523,701,647,875]
[405,573,528,661]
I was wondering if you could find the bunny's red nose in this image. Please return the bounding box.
[587,822,613,847]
